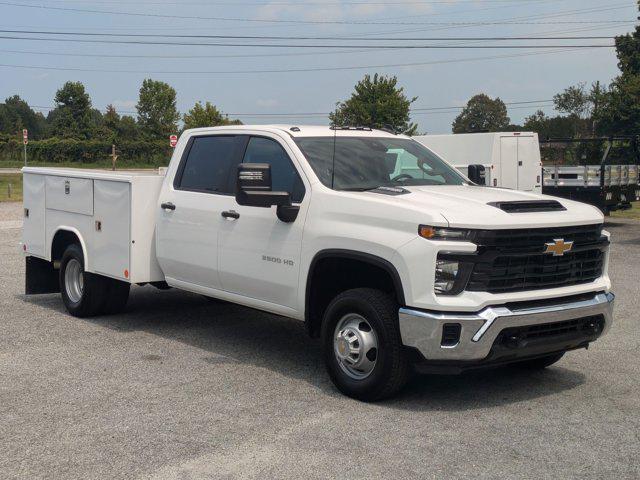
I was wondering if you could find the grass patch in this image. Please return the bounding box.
[0,174,22,202]
[611,201,640,220]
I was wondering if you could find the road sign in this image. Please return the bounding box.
[22,129,28,145]
[170,135,178,148]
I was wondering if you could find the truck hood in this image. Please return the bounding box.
[402,185,603,228]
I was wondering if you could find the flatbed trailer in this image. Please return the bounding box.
[541,137,640,214]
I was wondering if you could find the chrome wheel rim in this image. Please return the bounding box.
[64,258,84,304]
[333,313,378,380]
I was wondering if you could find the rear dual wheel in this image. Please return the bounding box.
[60,244,130,317]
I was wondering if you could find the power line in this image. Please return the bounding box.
[0,1,634,26]
[0,26,614,60]
[0,47,388,59]
[6,99,555,117]
[8,0,552,4]
[0,46,600,74]
[0,0,568,35]
[0,23,626,60]
[0,29,617,41]
[0,36,614,48]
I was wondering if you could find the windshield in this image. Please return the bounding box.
[294,136,467,190]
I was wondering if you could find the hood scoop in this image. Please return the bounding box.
[488,200,566,213]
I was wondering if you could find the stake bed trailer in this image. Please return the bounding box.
[22,125,615,401]
[541,137,640,214]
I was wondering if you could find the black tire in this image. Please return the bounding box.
[59,244,107,318]
[101,278,130,315]
[513,352,565,370]
[321,288,409,401]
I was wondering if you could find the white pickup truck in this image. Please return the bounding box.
[22,125,615,400]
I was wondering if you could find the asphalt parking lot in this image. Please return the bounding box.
[1,201,639,479]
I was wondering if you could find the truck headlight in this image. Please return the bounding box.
[419,225,474,241]
[435,259,459,294]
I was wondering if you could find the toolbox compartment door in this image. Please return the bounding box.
[92,180,131,280]
[45,176,94,215]
[22,173,46,257]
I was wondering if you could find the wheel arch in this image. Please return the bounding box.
[50,227,89,269]
[304,249,406,338]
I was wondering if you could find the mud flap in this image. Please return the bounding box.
[25,256,60,295]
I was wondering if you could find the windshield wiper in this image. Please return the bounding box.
[339,186,383,192]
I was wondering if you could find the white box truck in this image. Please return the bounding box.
[414,132,542,193]
[22,125,614,401]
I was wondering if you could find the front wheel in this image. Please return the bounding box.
[321,288,409,401]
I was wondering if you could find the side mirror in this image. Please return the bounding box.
[467,164,486,185]
[235,163,299,222]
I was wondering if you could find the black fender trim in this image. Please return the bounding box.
[304,249,406,334]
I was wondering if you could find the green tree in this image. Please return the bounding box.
[103,104,120,134]
[0,95,46,138]
[48,81,94,139]
[97,104,141,142]
[136,79,180,139]
[522,110,581,139]
[452,94,510,133]
[118,115,140,141]
[593,2,640,135]
[329,74,418,135]
[552,82,605,135]
[183,101,242,130]
[553,82,591,118]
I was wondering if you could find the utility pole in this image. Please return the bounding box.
[111,144,118,171]
[22,129,28,166]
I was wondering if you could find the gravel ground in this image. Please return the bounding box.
[1,201,638,480]
[0,201,22,222]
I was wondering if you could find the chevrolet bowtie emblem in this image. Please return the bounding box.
[544,238,574,256]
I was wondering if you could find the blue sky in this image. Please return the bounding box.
[0,0,636,133]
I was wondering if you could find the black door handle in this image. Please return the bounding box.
[161,202,176,211]
[221,210,240,219]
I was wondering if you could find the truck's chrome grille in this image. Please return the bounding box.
[465,224,607,294]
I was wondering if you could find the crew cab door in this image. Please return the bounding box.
[217,135,308,310]
[156,135,245,289]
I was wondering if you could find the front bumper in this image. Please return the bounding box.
[399,291,614,363]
